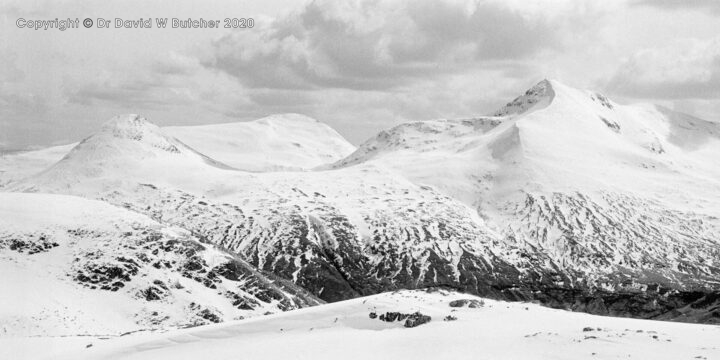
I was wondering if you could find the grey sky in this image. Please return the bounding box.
[1,0,719,150]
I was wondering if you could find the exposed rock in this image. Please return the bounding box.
[197,309,221,324]
[404,313,432,328]
[449,299,484,308]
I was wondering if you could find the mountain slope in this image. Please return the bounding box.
[0,192,321,336]
[0,143,76,188]
[163,113,356,171]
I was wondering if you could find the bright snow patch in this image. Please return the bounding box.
[5,290,718,360]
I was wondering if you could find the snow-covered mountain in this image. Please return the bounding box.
[5,80,720,336]
[335,79,720,209]
[19,114,240,194]
[164,113,356,171]
[0,113,355,189]
[334,79,720,296]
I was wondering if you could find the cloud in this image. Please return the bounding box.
[65,52,211,109]
[631,0,720,14]
[202,0,567,91]
[607,36,720,99]
[67,75,185,109]
[152,52,202,76]
[0,50,25,83]
[9,0,717,151]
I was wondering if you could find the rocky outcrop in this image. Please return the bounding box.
[370,311,432,328]
[449,299,485,308]
[93,184,720,324]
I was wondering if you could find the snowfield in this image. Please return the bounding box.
[3,290,718,360]
[0,143,76,187]
[164,113,356,171]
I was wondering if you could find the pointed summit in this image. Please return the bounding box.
[100,114,160,141]
[79,114,184,156]
[13,114,235,191]
[492,79,556,117]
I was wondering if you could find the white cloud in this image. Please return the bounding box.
[607,36,720,99]
[632,0,720,14]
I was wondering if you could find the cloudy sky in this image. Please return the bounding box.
[1,0,719,149]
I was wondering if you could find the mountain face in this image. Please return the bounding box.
[0,192,321,336]
[5,81,720,334]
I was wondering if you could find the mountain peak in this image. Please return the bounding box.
[103,113,146,126]
[100,114,162,141]
[492,79,556,117]
[15,114,238,189]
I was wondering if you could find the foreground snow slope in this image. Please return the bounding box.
[0,192,321,336]
[13,289,718,360]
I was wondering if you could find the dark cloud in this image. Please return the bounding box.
[202,0,561,91]
[631,0,720,14]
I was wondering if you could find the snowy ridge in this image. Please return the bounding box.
[332,117,503,169]
[493,78,556,117]
[164,113,356,172]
